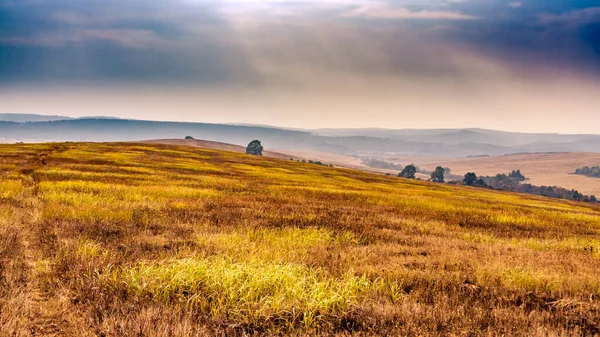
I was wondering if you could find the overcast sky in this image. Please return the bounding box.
[1,0,599,132]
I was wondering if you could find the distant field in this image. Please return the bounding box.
[384,152,600,196]
[143,139,431,179]
[274,149,403,174]
[145,140,419,177]
[1,143,599,336]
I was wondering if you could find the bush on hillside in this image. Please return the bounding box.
[246,140,264,156]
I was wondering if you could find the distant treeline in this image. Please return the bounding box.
[362,158,404,171]
[480,170,526,190]
[515,184,596,203]
[394,163,598,204]
[458,169,597,203]
[292,158,333,167]
[574,166,600,178]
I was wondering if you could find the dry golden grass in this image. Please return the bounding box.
[0,142,599,336]
[384,152,600,195]
[145,139,415,176]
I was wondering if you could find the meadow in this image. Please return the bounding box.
[0,142,599,336]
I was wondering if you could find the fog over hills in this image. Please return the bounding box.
[1,114,599,157]
[314,128,599,147]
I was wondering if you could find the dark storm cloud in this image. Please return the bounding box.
[433,1,600,75]
[1,0,600,85]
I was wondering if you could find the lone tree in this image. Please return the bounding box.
[246,140,263,156]
[398,164,417,179]
[431,166,445,183]
[463,172,478,186]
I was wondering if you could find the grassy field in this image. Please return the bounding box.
[1,142,599,336]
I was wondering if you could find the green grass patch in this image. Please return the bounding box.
[108,257,373,328]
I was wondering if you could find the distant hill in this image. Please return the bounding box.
[0,113,73,123]
[313,128,599,148]
[0,117,599,157]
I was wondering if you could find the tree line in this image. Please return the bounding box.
[574,166,600,178]
[397,164,598,203]
[461,171,597,202]
[362,158,405,171]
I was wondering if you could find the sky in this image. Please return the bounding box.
[0,0,599,133]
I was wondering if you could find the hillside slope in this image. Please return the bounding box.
[0,142,599,336]
[143,138,406,175]
[141,138,294,160]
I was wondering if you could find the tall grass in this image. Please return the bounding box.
[109,257,373,329]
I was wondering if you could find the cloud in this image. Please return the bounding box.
[52,11,95,25]
[539,7,600,26]
[1,0,599,89]
[83,29,163,47]
[0,0,43,8]
[215,0,370,19]
[341,3,477,20]
[216,12,509,93]
[0,28,162,47]
[508,2,522,8]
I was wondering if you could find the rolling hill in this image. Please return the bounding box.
[142,139,408,176]
[1,142,599,335]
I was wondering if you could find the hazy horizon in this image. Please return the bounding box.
[3,111,600,137]
[2,0,599,133]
